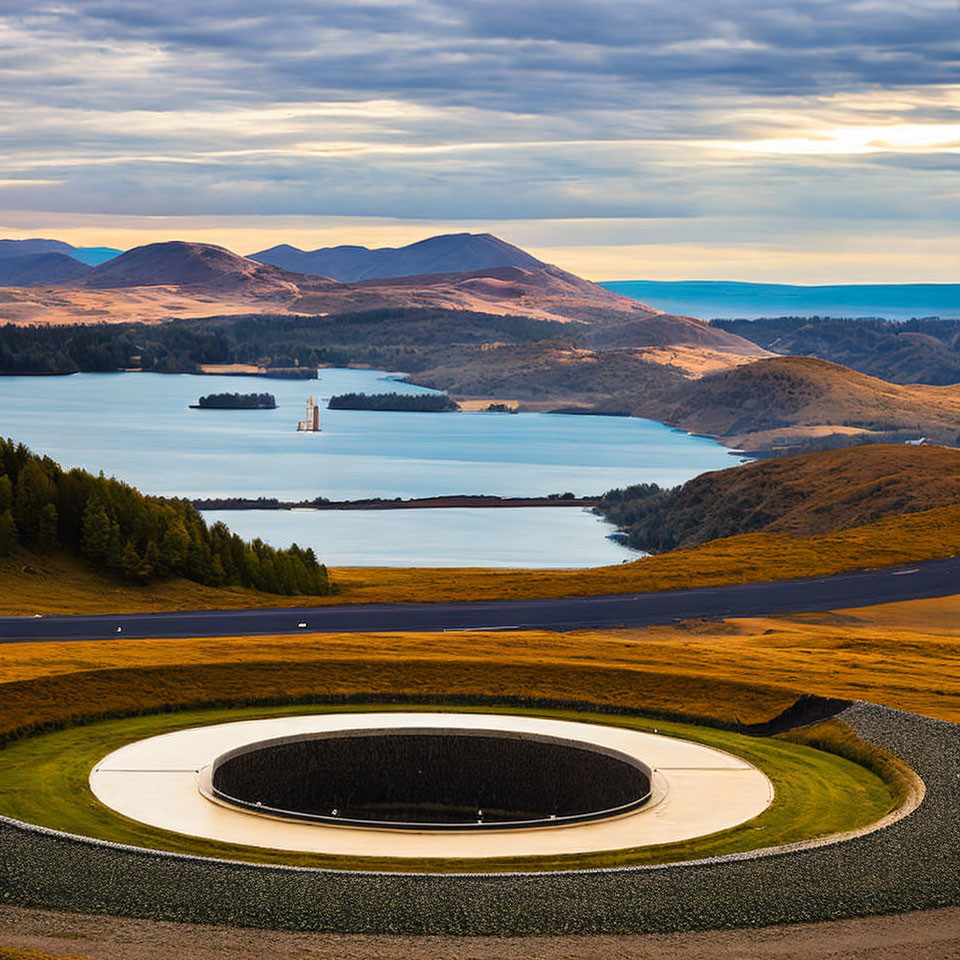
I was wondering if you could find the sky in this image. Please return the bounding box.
[2,0,960,282]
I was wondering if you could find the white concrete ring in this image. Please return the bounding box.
[89,712,773,860]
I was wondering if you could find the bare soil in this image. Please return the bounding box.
[2,905,959,960]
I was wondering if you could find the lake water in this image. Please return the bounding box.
[0,368,737,566]
[603,280,960,321]
[205,507,635,568]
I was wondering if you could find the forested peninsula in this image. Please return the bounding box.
[0,438,330,594]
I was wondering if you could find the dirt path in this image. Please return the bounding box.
[2,905,959,960]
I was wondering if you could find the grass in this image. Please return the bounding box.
[4,585,960,727]
[0,702,898,874]
[4,499,960,615]
[0,951,87,960]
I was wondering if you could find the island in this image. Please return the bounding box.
[327,391,460,412]
[190,392,277,409]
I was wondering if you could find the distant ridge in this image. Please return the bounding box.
[0,238,76,260]
[0,238,121,271]
[0,252,91,286]
[250,232,546,281]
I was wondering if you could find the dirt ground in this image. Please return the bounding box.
[2,904,959,960]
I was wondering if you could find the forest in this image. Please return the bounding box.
[712,316,960,385]
[327,391,459,412]
[0,439,330,595]
[0,308,570,377]
[192,392,276,409]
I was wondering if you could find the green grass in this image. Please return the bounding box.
[0,702,898,873]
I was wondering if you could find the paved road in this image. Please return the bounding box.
[2,556,959,643]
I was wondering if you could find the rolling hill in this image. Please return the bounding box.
[599,444,960,552]
[84,240,304,297]
[639,355,960,452]
[0,252,91,286]
[251,232,546,281]
[0,238,766,367]
[713,317,960,386]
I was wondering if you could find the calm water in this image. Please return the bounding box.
[603,280,960,321]
[0,368,736,566]
[206,507,636,568]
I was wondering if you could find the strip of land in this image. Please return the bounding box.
[192,495,599,511]
[3,903,959,960]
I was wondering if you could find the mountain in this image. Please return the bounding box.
[0,253,91,286]
[599,444,960,552]
[641,355,960,452]
[0,239,121,272]
[0,239,76,260]
[250,232,547,281]
[85,241,305,297]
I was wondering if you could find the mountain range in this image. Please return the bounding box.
[2,231,960,456]
[249,232,545,281]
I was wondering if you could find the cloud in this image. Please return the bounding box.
[2,1,960,278]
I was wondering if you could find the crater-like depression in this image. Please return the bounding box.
[209,728,653,829]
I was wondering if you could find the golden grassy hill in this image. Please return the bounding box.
[644,355,960,450]
[600,443,960,552]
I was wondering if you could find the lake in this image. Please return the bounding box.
[603,280,960,321]
[0,368,737,566]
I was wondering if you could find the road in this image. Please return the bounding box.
[2,556,958,643]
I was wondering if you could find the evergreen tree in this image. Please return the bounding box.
[37,502,58,549]
[0,509,15,555]
[80,499,112,561]
[120,540,143,582]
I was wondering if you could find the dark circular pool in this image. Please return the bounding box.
[209,728,652,829]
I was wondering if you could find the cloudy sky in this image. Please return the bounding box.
[2,0,960,280]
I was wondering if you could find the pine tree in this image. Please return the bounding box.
[80,499,112,561]
[37,502,58,550]
[120,540,143,582]
[0,509,16,555]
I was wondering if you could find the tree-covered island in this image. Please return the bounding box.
[328,391,459,412]
[190,392,277,409]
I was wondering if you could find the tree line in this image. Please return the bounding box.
[0,308,571,377]
[193,392,276,409]
[0,438,331,595]
[327,391,459,412]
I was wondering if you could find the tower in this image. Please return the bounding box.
[297,396,321,432]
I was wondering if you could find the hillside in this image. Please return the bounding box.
[0,439,329,595]
[0,238,76,259]
[0,238,121,267]
[639,355,960,452]
[85,240,305,298]
[599,444,960,552]
[0,252,91,286]
[251,232,546,281]
[0,239,764,374]
[714,317,960,386]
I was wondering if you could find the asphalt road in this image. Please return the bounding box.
[2,556,959,643]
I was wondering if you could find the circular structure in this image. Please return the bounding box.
[209,728,652,829]
[89,712,773,858]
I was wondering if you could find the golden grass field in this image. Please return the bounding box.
[3,592,959,728]
[5,498,960,616]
